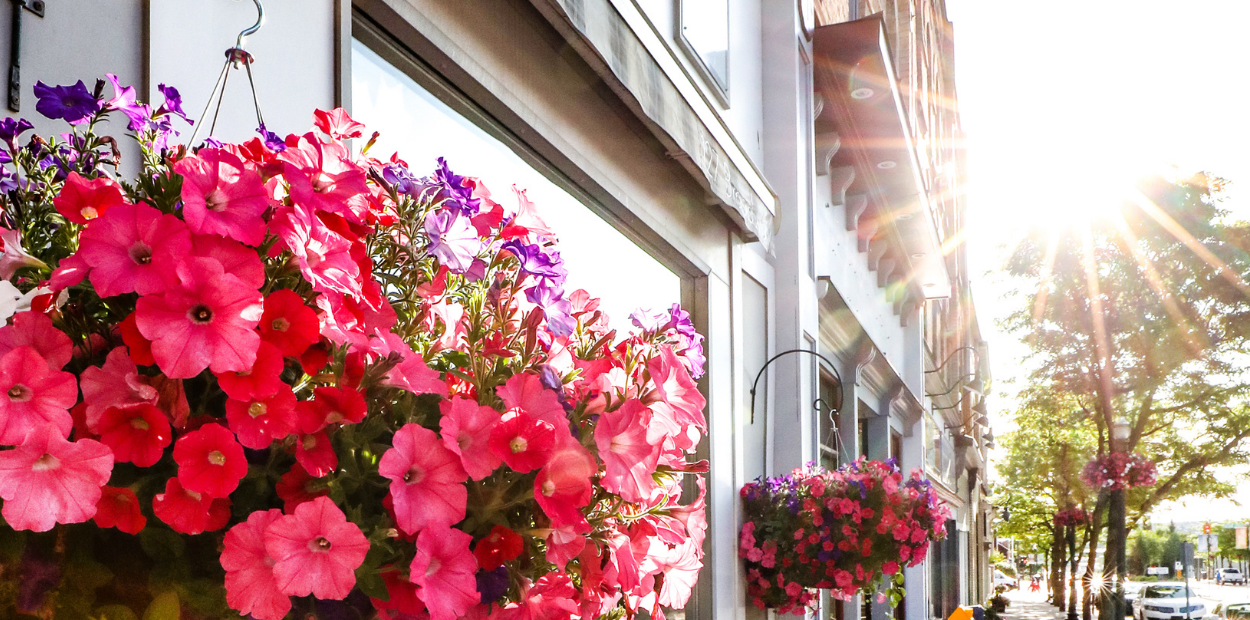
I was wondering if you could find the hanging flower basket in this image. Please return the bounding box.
[1053,507,1089,528]
[1079,453,1156,490]
[738,459,950,614]
[0,75,708,620]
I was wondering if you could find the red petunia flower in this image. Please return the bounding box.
[96,403,172,467]
[152,476,232,534]
[533,440,596,530]
[296,430,338,477]
[488,410,556,474]
[93,485,146,534]
[275,462,328,512]
[472,525,524,571]
[53,172,127,224]
[298,386,367,434]
[258,289,320,357]
[226,385,297,449]
[174,423,248,497]
[313,108,365,140]
[215,341,286,401]
[118,313,155,366]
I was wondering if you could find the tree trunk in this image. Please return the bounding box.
[1053,525,1067,608]
[1101,488,1127,620]
[1085,494,1109,620]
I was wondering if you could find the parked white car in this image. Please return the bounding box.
[1217,568,1247,585]
[993,569,1018,591]
[1133,583,1206,620]
[1206,599,1250,620]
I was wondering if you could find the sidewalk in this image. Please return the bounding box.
[1002,591,1070,620]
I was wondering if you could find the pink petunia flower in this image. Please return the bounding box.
[221,508,291,620]
[378,424,468,535]
[271,205,361,298]
[594,399,661,503]
[0,426,113,531]
[646,345,707,450]
[497,372,566,427]
[0,311,73,370]
[53,172,127,224]
[174,423,248,497]
[96,403,172,467]
[0,227,47,279]
[265,496,370,600]
[259,289,320,356]
[226,384,298,449]
[534,439,596,529]
[78,202,191,297]
[297,386,367,434]
[80,347,159,430]
[313,108,365,140]
[215,341,286,401]
[370,331,449,397]
[135,257,263,378]
[93,485,146,534]
[438,397,501,480]
[296,430,338,477]
[488,410,556,474]
[174,147,269,246]
[152,476,232,534]
[495,573,581,620]
[185,232,266,290]
[410,526,480,620]
[280,133,369,224]
[0,346,78,445]
[275,462,329,512]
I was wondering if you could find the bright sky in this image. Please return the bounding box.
[947,1,1250,518]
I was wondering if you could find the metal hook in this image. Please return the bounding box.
[235,0,265,50]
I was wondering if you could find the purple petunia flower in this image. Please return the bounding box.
[0,117,32,146]
[431,156,480,215]
[156,83,193,124]
[382,162,419,195]
[103,74,151,132]
[33,80,101,125]
[527,280,576,337]
[501,240,567,287]
[477,566,510,604]
[425,208,481,273]
[256,123,287,152]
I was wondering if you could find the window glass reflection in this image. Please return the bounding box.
[351,40,682,330]
[681,0,729,91]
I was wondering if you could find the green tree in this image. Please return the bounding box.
[1003,173,1250,620]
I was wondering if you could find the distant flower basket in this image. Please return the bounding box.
[738,459,950,614]
[1053,507,1088,528]
[1080,453,1157,490]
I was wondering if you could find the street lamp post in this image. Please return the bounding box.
[1109,417,1131,620]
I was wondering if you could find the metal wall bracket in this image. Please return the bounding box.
[7,0,45,112]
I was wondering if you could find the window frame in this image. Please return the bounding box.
[675,0,731,106]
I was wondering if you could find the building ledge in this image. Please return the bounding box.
[812,15,951,298]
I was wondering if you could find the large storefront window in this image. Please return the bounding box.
[351,40,681,329]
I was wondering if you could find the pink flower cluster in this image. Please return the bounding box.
[738,459,949,613]
[0,85,708,619]
[1053,507,1088,528]
[1079,453,1156,490]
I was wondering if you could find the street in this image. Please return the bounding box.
[1005,580,1250,618]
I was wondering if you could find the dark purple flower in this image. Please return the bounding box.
[201,136,225,149]
[156,83,192,124]
[256,123,287,152]
[0,167,17,194]
[103,73,151,131]
[382,163,419,195]
[33,80,101,125]
[477,566,510,604]
[0,117,32,145]
[431,157,480,215]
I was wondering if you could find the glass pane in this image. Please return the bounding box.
[680,0,729,91]
[351,40,682,330]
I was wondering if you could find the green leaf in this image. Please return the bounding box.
[139,527,185,563]
[355,566,389,601]
[142,591,180,620]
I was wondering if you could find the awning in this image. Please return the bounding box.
[812,15,952,299]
